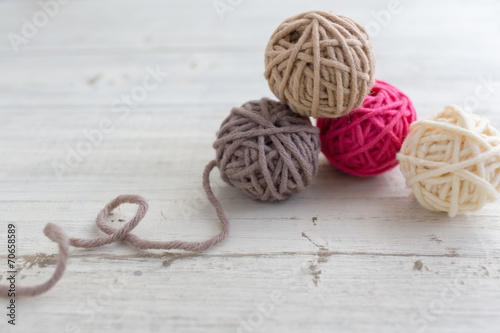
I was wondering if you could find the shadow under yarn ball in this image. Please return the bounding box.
[264,10,376,119]
[317,80,417,177]
[214,98,321,202]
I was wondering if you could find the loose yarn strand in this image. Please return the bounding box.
[0,224,70,297]
[0,164,230,297]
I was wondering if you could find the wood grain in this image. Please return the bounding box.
[0,0,499,332]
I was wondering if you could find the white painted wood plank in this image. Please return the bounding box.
[1,107,500,333]
[0,0,498,53]
[1,53,500,117]
[0,0,499,332]
[3,255,500,333]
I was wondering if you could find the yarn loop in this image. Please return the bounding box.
[0,189,230,297]
[264,10,376,118]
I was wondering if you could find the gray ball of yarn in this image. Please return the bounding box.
[214,98,321,202]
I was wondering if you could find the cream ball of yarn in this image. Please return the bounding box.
[264,10,376,118]
[397,105,500,217]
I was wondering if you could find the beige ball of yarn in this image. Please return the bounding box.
[397,105,500,217]
[264,10,376,118]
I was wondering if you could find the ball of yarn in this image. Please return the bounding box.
[317,80,417,177]
[214,98,321,202]
[397,105,500,217]
[264,10,376,119]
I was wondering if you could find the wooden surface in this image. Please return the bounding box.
[1,0,500,332]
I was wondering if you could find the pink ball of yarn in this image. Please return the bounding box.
[317,80,417,177]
